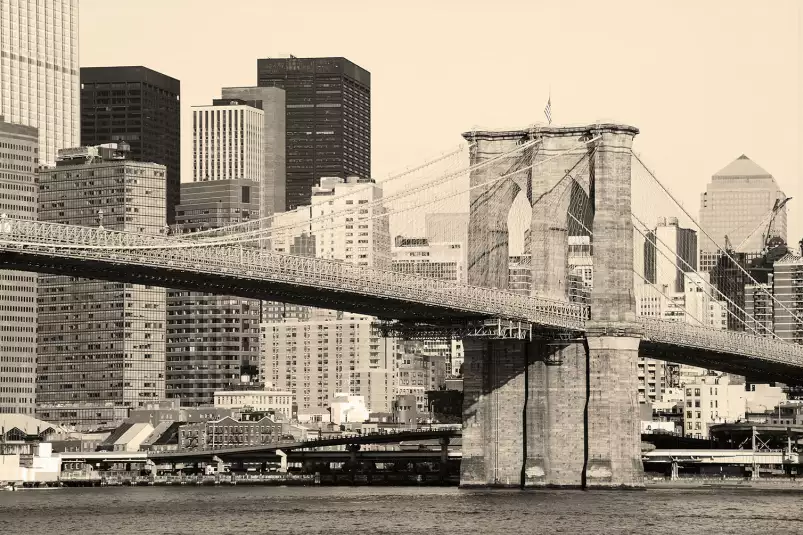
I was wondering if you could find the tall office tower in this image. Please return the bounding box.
[699,155,787,271]
[0,0,79,167]
[257,57,370,210]
[0,117,38,414]
[166,180,263,406]
[644,217,698,292]
[221,86,286,216]
[773,253,803,344]
[37,144,166,430]
[192,99,264,183]
[568,235,593,301]
[80,66,180,223]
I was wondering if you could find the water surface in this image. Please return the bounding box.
[1,486,801,534]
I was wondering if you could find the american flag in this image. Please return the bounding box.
[544,96,552,124]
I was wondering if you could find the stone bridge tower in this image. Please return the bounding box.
[461,123,643,489]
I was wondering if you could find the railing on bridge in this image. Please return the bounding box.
[0,217,589,331]
[3,217,803,369]
[638,317,803,365]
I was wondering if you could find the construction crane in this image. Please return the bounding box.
[761,196,792,253]
[729,196,792,253]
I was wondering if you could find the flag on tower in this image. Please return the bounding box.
[544,96,552,124]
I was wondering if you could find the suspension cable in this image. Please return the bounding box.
[631,149,803,327]
[5,139,598,251]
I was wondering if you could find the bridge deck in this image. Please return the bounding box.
[2,218,803,379]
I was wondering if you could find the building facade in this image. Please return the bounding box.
[773,253,803,344]
[644,217,697,293]
[0,117,38,414]
[745,282,774,337]
[213,384,294,420]
[166,180,263,406]
[37,145,167,429]
[179,415,286,450]
[0,0,80,167]
[699,155,787,257]
[392,236,465,282]
[260,315,395,413]
[80,66,181,223]
[192,99,264,184]
[310,176,390,268]
[683,374,786,439]
[257,56,370,210]
[221,86,286,216]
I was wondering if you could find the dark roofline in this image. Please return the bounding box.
[81,66,180,92]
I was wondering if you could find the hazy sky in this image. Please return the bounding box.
[80,0,802,242]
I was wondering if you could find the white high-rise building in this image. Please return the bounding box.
[699,155,787,269]
[192,99,264,183]
[644,217,698,293]
[310,176,390,269]
[0,0,80,167]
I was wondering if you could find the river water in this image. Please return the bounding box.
[1,486,801,534]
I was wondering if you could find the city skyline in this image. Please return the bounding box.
[77,0,803,238]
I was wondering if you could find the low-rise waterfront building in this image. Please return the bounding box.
[213,383,294,419]
[178,415,286,450]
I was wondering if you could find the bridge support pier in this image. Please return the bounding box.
[524,341,587,488]
[460,338,527,487]
[584,329,643,488]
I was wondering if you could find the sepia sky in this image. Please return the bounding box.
[80,0,802,242]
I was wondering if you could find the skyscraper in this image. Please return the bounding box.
[699,155,787,265]
[257,56,371,210]
[37,144,167,430]
[644,217,698,293]
[221,86,286,217]
[0,0,80,167]
[192,99,264,183]
[80,66,181,223]
[771,253,803,345]
[166,180,263,406]
[0,117,38,415]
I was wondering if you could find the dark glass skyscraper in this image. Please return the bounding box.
[257,56,370,210]
[80,66,181,223]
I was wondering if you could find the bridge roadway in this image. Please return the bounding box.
[2,217,803,383]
